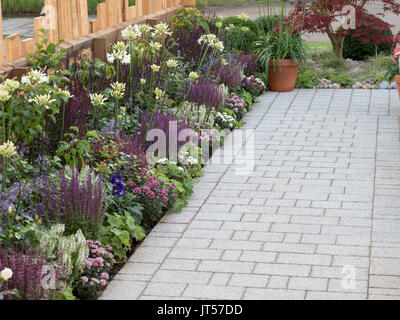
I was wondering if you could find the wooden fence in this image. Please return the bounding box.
[0,0,195,67]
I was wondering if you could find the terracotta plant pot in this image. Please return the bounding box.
[268,59,300,92]
[395,75,400,98]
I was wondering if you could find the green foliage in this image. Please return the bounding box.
[28,30,67,72]
[255,15,279,35]
[356,54,394,84]
[168,7,209,33]
[330,73,355,87]
[55,128,99,168]
[238,89,253,107]
[224,26,259,54]
[101,211,145,262]
[222,16,260,35]
[295,69,319,88]
[309,47,345,69]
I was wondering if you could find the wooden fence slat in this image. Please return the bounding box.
[142,0,150,15]
[0,0,3,65]
[21,38,35,58]
[33,16,45,45]
[57,0,67,41]
[136,0,143,17]
[97,3,107,31]
[5,34,21,63]
[77,0,89,37]
[90,20,97,33]
[44,0,58,44]
[71,0,80,40]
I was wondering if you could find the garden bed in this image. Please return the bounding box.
[0,8,266,300]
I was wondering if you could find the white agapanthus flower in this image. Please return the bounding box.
[153,22,171,37]
[215,21,222,28]
[111,82,126,99]
[214,41,224,52]
[2,79,20,92]
[58,89,74,100]
[151,64,160,72]
[140,78,147,85]
[225,23,235,31]
[21,70,49,85]
[121,24,142,41]
[188,71,199,81]
[198,34,223,52]
[149,41,162,51]
[0,90,11,102]
[29,94,56,109]
[155,87,165,99]
[238,13,249,20]
[0,140,17,158]
[166,59,178,68]
[107,42,131,65]
[242,26,250,32]
[89,93,107,107]
[139,24,153,33]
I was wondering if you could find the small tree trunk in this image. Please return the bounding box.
[330,36,345,59]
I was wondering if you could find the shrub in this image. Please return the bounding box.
[356,54,394,84]
[343,12,393,61]
[241,75,266,97]
[222,16,260,34]
[224,26,259,54]
[255,15,279,35]
[330,74,356,87]
[296,70,320,88]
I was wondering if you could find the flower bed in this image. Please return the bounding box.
[0,8,265,300]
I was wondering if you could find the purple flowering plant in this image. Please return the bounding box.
[241,75,266,97]
[225,92,248,120]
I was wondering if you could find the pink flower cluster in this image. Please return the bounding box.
[226,92,247,113]
[391,34,400,64]
[241,75,265,90]
[131,176,176,205]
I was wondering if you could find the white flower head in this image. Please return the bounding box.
[58,89,73,100]
[241,26,250,32]
[140,78,147,85]
[0,90,11,103]
[139,24,153,34]
[0,268,13,281]
[121,24,142,42]
[0,141,17,158]
[2,79,20,93]
[166,59,178,68]
[108,42,130,65]
[111,82,126,99]
[153,22,171,37]
[89,93,107,107]
[157,157,169,165]
[188,71,199,81]
[151,64,160,73]
[238,13,249,20]
[29,94,56,109]
[21,70,49,85]
[214,41,224,52]
[215,21,222,29]
[225,23,235,31]
[155,87,165,99]
[149,41,162,51]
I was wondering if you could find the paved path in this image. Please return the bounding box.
[101,89,400,300]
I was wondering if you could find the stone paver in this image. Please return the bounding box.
[100,89,400,300]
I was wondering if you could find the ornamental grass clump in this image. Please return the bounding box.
[0,244,64,300]
[39,168,107,239]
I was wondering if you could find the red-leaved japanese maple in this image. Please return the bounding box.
[288,0,400,58]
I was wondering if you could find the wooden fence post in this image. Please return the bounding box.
[97,2,107,31]
[0,0,4,65]
[5,34,21,63]
[136,0,143,17]
[77,0,89,37]
[33,16,45,45]
[44,0,58,44]
[21,39,35,58]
